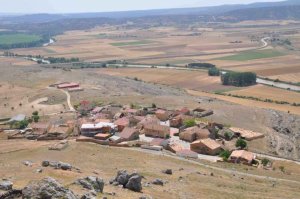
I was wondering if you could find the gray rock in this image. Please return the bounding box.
[0,180,13,191]
[36,168,43,173]
[81,190,97,199]
[60,162,72,170]
[41,160,50,167]
[125,175,142,192]
[139,195,153,199]
[22,177,78,199]
[115,170,130,186]
[22,161,32,167]
[162,169,172,175]
[76,176,104,193]
[152,178,164,186]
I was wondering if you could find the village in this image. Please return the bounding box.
[0,81,267,169]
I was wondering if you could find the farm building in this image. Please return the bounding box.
[119,127,140,142]
[29,122,50,135]
[229,150,256,165]
[81,122,116,137]
[179,127,210,142]
[230,127,264,141]
[114,117,130,132]
[144,123,170,138]
[68,87,83,92]
[37,125,72,140]
[137,115,160,129]
[190,138,222,155]
[57,82,79,89]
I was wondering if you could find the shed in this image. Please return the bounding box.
[229,150,255,165]
[119,127,139,141]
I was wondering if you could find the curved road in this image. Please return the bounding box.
[122,146,300,184]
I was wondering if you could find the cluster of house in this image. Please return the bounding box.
[50,82,83,92]
[76,104,264,166]
[7,120,74,141]
[2,102,264,166]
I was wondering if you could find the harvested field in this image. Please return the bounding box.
[99,68,236,92]
[226,84,300,104]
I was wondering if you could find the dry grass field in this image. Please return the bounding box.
[226,84,300,104]
[0,139,299,199]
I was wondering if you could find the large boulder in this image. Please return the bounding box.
[76,176,104,193]
[115,170,130,186]
[110,170,143,192]
[22,177,78,199]
[125,175,142,192]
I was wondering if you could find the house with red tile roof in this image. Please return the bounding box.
[190,138,222,155]
[229,150,256,165]
[114,117,130,132]
[144,123,170,138]
[119,127,140,142]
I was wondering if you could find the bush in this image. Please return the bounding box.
[183,119,196,128]
[208,68,220,76]
[224,131,233,140]
[221,72,256,87]
[236,138,247,149]
[32,115,40,123]
[219,150,231,161]
[15,120,29,129]
[32,111,39,116]
[152,103,157,108]
[261,158,270,166]
[188,63,216,69]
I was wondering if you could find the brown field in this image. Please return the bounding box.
[99,68,300,115]
[226,84,300,104]
[0,139,299,199]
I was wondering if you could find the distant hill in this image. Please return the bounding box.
[219,5,300,21]
[1,0,300,25]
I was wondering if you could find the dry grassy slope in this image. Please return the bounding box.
[0,140,299,199]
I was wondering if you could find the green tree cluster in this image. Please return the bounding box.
[221,72,256,87]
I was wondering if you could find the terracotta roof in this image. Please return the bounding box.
[114,117,130,126]
[144,123,170,132]
[119,127,139,139]
[48,126,69,134]
[192,138,221,150]
[230,127,264,140]
[57,82,79,89]
[230,150,255,162]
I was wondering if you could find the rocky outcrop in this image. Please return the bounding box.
[75,176,104,193]
[22,177,78,199]
[109,170,142,192]
[268,111,300,160]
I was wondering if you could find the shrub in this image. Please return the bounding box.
[188,63,216,69]
[219,150,231,161]
[183,119,196,128]
[261,158,270,166]
[32,111,39,116]
[279,166,285,173]
[224,131,233,140]
[236,138,247,149]
[32,115,40,123]
[151,103,157,108]
[208,68,220,76]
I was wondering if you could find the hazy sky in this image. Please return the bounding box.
[0,0,283,13]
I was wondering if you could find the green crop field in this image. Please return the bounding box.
[110,40,152,46]
[217,49,285,61]
[0,33,42,45]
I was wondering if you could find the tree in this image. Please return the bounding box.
[32,111,39,116]
[224,131,233,141]
[221,72,256,87]
[208,68,220,76]
[236,138,247,149]
[219,150,231,161]
[15,120,29,129]
[151,103,157,108]
[32,115,40,123]
[183,119,196,128]
[261,158,270,167]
